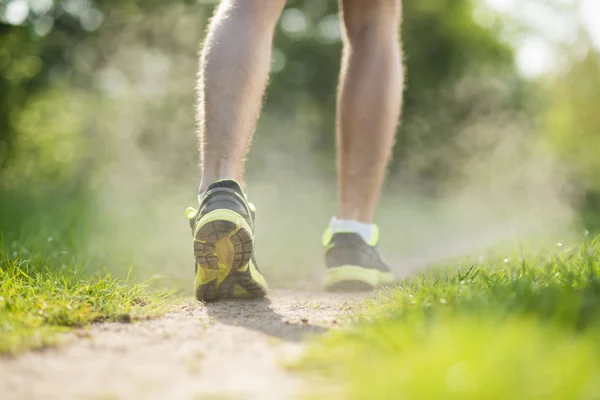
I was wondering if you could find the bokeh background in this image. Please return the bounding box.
[1,0,599,288]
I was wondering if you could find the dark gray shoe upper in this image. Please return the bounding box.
[190,180,253,234]
[325,232,390,272]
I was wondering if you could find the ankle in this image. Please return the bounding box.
[198,179,245,204]
[199,177,242,194]
[329,217,378,245]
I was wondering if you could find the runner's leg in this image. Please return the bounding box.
[197,0,286,192]
[336,0,403,223]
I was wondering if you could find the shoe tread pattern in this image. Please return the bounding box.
[193,181,266,301]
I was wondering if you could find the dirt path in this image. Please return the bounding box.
[0,290,366,400]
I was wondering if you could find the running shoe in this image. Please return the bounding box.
[186,180,268,301]
[323,226,394,291]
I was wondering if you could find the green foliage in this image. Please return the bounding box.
[0,0,179,168]
[0,24,42,168]
[265,0,523,177]
[541,54,600,199]
[1,88,92,191]
[0,0,524,181]
[299,238,600,399]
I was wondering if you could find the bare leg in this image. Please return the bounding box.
[336,0,403,223]
[197,0,286,193]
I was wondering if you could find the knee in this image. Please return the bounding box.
[341,0,401,42]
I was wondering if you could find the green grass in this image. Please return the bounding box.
[299,237,600,399]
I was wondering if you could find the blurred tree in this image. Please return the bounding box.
[0,23,43,170]
[1,0,526,189]
[266,0,526,184]
[541,53,600,202]
[0,0,168,178]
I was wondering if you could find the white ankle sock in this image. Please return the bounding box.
[329,217,376,244]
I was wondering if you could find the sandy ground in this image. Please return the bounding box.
[0,290,367,400]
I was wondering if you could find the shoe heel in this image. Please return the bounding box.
[194,211,255,301]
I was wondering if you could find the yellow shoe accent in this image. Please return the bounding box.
[194,234,237,289]
[322,227,333,247]
[325,265,394,289]
[185,207,197,221]
[249,258,268,291]
[194,209,249,238]
[367,225,379,247]
[233,285,250,297]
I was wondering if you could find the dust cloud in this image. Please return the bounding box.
[88,115,581,289]
[83,5,581,290]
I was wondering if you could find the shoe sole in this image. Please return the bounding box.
[325,265,394,292]
[194,209,267,302]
